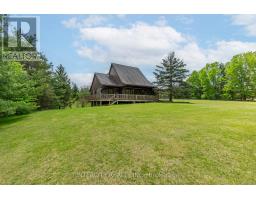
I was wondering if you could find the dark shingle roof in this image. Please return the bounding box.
[95,73,122,87]
[92,63,153,88]
[111,63,153,87]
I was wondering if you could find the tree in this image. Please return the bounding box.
[0,61,36,116]
[0,15,77,115]
[22,54,57,109]
[187,71,202,99]
[71,83,79,103]
[53,64,72,109]
[79,87,90,107]
[154,52,189,102]
[217,62,227,99]
[186,52,256,101]
[187,62,227,100]
[198,62,226,99]
[244,52,256,100]
[173,81,191,99]
[224,54,252,100]
[0,15,3,45]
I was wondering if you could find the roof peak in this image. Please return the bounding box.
[110,63,153,87]
[95,72,108,75]
[111,63,139,70]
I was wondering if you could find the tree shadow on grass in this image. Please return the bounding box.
[158,100,194,104]
[172,101,194,104]
[0,115,29,127]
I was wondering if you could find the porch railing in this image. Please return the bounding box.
[88,94,158,101]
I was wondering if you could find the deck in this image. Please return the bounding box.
[89,94,158,105]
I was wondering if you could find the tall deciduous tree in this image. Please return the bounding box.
[154,52,189,102]
[187,71,202,99]
[199,62,226,99]
[224,54,252,100]
[243,52,256,100]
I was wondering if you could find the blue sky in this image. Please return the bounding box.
[19,15,256,86]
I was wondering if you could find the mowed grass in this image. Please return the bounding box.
[0,100,256,184]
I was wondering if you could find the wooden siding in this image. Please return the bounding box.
[90,75,102,95]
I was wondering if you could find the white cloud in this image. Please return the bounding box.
[82,15,108,27]
[63,16,256,72]
[77,22,186,66]
[62,15,108,29]
[206,40,256,63]
[69,73,94,87]
[176,42,207,70]
[231,15,256,36]
[62,17,79,29]
[77,45,107,62]
[178,40,256,70]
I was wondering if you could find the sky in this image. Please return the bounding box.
[19,14,256,87]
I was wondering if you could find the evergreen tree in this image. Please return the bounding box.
[79,87,90,107]
[53,64,72,109]
[72,83,79,102]
[22,54,56,109]
[154,52,189,102]
[173,81,191,99]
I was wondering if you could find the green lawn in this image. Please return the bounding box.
[0,100,256,184]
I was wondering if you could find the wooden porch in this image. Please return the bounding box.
[88,94,158,106]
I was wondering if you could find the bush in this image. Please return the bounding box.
[15,102,36,115]
[0,99,17,117]
[0,99,36,117]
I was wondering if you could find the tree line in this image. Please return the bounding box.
[187,52,256,101]
[0,16,90,117]
[0,55,90,117]
[154,51,256,102]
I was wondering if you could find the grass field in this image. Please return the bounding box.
[0,100,256,184]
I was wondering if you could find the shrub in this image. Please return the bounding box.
[15,102,36,115]
[0,99,17,117]
[0,99,36,117]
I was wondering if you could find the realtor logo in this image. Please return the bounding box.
[1,16,41,61]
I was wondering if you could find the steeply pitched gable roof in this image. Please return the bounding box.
[95,73,122,87]
[110,63,153,87]
[90,63,153,91]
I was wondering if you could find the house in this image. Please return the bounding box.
[89,63,157,105]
